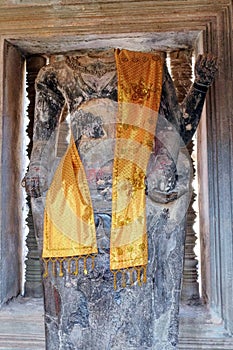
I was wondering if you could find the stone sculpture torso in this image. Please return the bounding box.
[26,49,217,350]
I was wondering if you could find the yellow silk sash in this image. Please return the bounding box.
[43,49,163,286]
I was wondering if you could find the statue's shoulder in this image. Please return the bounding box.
[36,59,68,85]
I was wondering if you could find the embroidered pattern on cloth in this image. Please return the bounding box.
[43,49,164,288]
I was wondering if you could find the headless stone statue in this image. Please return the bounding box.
[23,49,217,350]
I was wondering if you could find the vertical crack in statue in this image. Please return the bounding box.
[22,48,217,350]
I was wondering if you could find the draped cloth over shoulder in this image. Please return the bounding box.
[43,49,164,286]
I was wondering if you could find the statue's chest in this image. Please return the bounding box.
[62,59,118,108]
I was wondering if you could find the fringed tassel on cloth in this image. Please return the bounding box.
[43,257,147,291]
[42,255,96,278]
[113,265,147,290]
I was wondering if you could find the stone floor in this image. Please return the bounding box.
[0,297,44,350]
[179,304,233,350]
[0,297,232,350]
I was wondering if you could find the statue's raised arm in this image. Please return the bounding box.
[160,53,218,145]
[179,54,218,144]
[148,54,218,203]
[23,64,65,197]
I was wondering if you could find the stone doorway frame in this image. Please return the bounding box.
[0,0,232,338]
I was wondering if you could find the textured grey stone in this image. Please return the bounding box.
[26,50,216,349]
[32,150,191,350]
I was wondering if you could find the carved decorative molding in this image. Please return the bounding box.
[24,56,46,298]
[170,49,201,305]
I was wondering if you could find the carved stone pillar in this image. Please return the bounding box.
[181,140,200,304]
[24,56,46,297]
[170,49,200,304]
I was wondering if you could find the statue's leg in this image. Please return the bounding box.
[30,148,190,350]
[31,197,58,349]
[146,202,187,350]
[31,204,155,350]
[152,217,186,350]
[148,152,191,350]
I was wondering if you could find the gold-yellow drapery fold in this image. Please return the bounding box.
[42,49,164,286]
[110,49,163,273]
[43,134,98,258]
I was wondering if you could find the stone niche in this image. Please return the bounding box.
[0,30,200,302]
[0,1,232,348]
